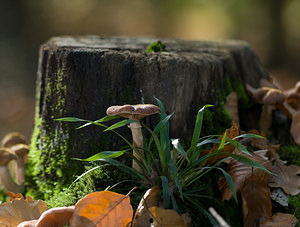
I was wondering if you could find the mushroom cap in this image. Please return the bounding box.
[106,104,161,120]
[34,206,75,227]
[1,132,27,148]
[0,148,17,166]
[262,88,286,105]
[10,144,30,157]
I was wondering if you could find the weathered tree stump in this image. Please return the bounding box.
[28,36,268,195]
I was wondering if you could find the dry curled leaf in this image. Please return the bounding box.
[268,159,300,196]
[0,197,48,226]
[224,92,239,128]
[290,111,300,145]
[69,191,133,227]
[218,150,271,201]
[132,186,161,227]
[241,173,272,227]
[260,212,298,227]
[149,206,191,227]
[206,122,239,164]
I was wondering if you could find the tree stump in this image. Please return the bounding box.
[28,36,268,196]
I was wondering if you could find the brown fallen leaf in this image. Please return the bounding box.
[218,149,272,201]
[268,159,300,196]
[69,191,133,227]
[206,122,239,164]
[149,206,191,227]
[241,172,272,227]
[260,212,298,227]
[132,186,161,227]
[290,110,300,145]
[224,92,239,128]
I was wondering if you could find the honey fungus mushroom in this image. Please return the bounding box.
[106,104,161,172]
[246,85,286,133]
[0,148,23,193]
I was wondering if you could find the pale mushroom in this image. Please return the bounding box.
[106,104,161,172]
[246,85,286,133]
[0,148,23,193]
[10,144,30,184]
[17,206,75,227]
[283,81,300,109]
[0,196,48,226]
[1,132,27,148]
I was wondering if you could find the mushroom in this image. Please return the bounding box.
[1,132,27,148]
[0,148,24,193]
[246,84,286,133]
[283,81,300,109]
[10,144,30,184]
[0,195,48,226]
[106,104,161,172]
[17,206,75,227]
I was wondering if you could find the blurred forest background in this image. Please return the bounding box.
[0,0,300,140]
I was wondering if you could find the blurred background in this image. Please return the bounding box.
[0,0,299,140]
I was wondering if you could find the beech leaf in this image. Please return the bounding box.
[260,212,298,227]
[132,186,161,227]
[241,173,272,227]
[69,191,133,227]
[148,206,191,227]
[218,150,272,201]
[224,91,239,127]
[268,159,300,195]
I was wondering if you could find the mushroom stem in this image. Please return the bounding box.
[0,166,23,193]
[128,122,144,173]
[259,105,275,133]
[15,158,26,185]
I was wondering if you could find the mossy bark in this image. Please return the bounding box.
[27,36,268,198]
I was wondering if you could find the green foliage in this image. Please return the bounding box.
[47,163,144,209]
[59,98,267,225]
[146,41,165,54]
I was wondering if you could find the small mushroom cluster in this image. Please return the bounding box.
[246,78,300,145]
[0,132,29,194]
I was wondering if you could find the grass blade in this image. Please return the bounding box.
[104,119,136,131]
[216,167,238,204]
[225,153,272,175]
[190,105,213,151]
[172,139,189,162]
[55,117,86,122]
[74,150,128,161]
[160,176,170,208]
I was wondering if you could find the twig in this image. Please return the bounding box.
[209,207,230,227]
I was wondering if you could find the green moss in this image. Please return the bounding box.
[146,41,165,54]
[46,163,144,209]
[234,78,249,109]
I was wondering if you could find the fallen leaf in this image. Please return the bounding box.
[290,111,300,145]
[149,206,190,227]
[0,197,48,226]
[218,150,272,201]
[8,192,24,201]
[260,212,298,227]
[268,159,300,195]
[224,92,239,128]
[69,191,133,227]
[241,173,272,227]
[206,122,239,164]
[132,186,161,227]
